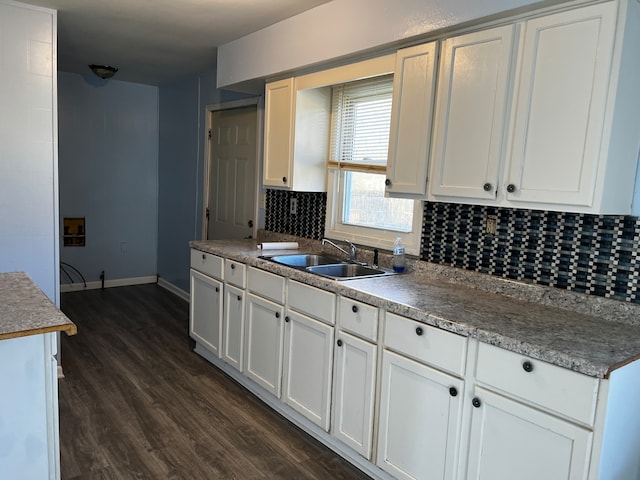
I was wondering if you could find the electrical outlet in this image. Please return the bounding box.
[486,215,497,236]
[290,197,298,215]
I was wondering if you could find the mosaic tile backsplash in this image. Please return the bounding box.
[265,189,327,240]
[422,203,640,304]
[264,188,640,304]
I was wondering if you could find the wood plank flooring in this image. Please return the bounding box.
[59,284,371,480]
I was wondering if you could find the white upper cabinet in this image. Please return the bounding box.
[386,42,438,197]
[263,77,330,191]
[263,78,295,188]
[504,1,620,211]
[429,25,515,201]
[427,0,640,214]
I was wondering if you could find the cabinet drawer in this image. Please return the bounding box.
[248,267,285,304]
[384,313,467,376]
[475,342,599,426]
[224,259,246,288]
[338,297,378,342]
[288,280,336,325]
[190,249,223,280]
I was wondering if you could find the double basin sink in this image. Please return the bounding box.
[259,253,396,281]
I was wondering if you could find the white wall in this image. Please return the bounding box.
[0,3,60,478]
[0,0,58,304]
[217,0,565,90]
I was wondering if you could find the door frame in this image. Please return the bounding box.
[202,97,263,240]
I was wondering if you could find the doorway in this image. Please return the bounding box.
[205,104,259,240]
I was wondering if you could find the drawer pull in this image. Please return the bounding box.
[230,264,236,270]
[337,339,343,347]
[202,254,206,260]
[352,305,358,313]
[472,397,481,408]
[385,178,391,187]
[275,312,280,319]
[483,182,492,192]
[237,295,242,301]
[507,183,516,193]
[215,287,219,292]
[285,316,290,323]
[282,176,287,183]
[449,387,458,397]
[415,326,424,336]
[522,361,534,373]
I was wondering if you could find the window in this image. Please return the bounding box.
[325,75,422,254]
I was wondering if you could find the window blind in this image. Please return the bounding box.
[329,75,393,171]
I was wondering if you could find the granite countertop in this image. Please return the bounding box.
[0,272,77,340]
[190,239,640,379]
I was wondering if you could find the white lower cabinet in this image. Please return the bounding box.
[332,330,377,459]
[465,387,592,480]
[282,310,334,430]
[244,292,285,397]
[461,341,597,480]
[332,297,379,459]
[283,280,336,430]
[190,250,635,480]
[189,268,223,356]
[222,284,245,372]
[377,350,464,480]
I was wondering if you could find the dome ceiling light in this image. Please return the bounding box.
[88,64,119,79]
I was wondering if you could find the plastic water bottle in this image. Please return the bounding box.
[392,237,405,273]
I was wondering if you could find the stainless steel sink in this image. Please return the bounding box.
[261,253,344,268]
[306,263,394,280]
[260,252,396,280]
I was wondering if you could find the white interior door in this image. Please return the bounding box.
[207,105,257,240]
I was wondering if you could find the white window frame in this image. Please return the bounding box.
[324,73,422,256]
[326,168,423,255]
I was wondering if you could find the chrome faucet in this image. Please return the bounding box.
[322,238,358,263]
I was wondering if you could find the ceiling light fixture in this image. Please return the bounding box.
[89,64,118,79]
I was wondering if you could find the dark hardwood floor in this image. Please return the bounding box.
[59,284,370,480]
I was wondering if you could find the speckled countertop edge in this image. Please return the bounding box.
[0,272,77,340]
[190,239,640,378]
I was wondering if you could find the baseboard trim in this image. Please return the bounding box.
[60,275,158,293]
[157,277,190,302]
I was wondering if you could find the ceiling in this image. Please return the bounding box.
[20,0,332,86]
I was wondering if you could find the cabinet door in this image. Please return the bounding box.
[332,331,376,459]
[386,42,437,197]
[377,350,463,480]
[429,25,515,201]
[263,78,294,188]
[505,2,616,207]
[222,284,245,372]
[244,293,285,397]
[189,269,223,356]
[282,310,334,431]
[465,387,592,480]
